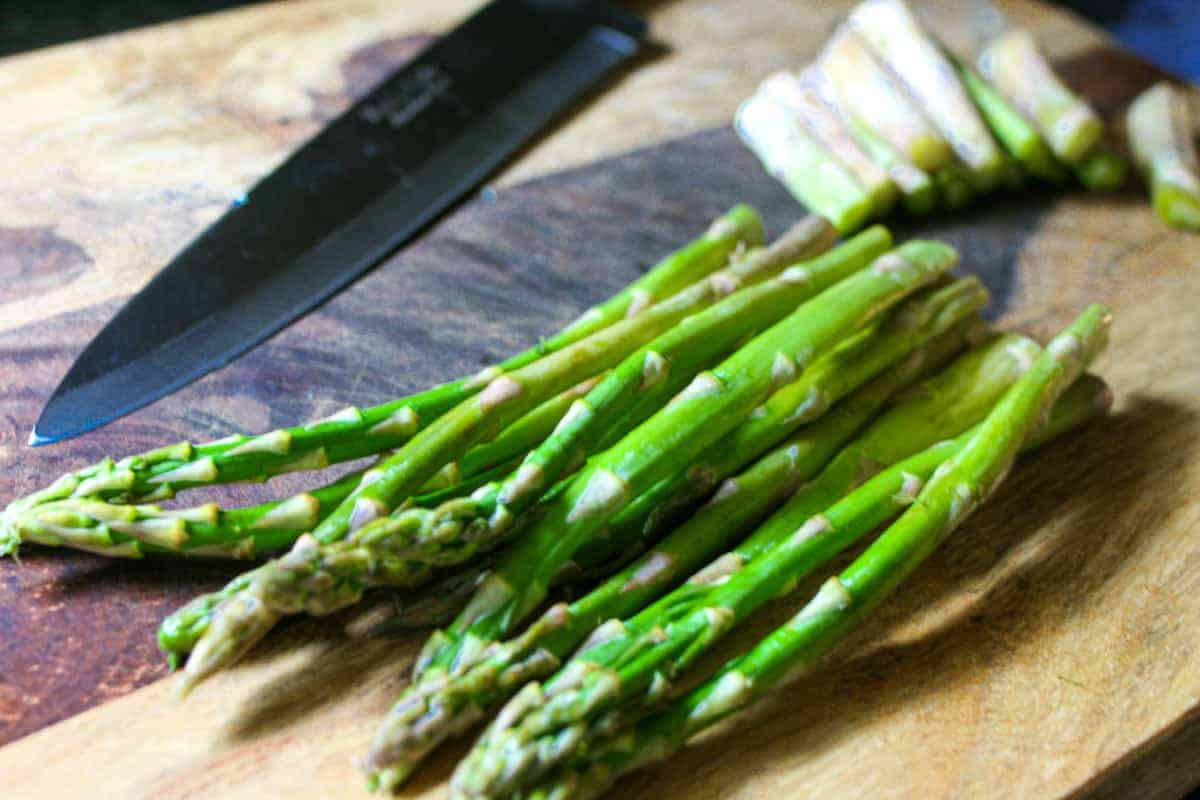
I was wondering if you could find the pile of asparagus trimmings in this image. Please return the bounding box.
[2,206,1114,797]
[738,0,1200,233]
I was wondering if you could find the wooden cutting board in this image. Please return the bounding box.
[1,1,1198,797]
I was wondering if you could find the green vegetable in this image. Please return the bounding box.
[523,355,1110,800]
[1127,82,1200,229]
[977,30,1103,165]
[450,328,1074,796]
[363,280,984,788]
[162,214,835,690]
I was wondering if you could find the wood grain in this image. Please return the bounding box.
[1,0,1198,798]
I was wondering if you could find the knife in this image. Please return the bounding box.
[33,0,646,445]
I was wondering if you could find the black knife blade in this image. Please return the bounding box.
[33,0,645,445]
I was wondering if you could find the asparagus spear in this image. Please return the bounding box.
[162,217,836,687]
[758,70,899,216]
[848,0,1006,191]
[7,373,607,560]
[735,93,873,233]
[950,53,1067,183]
[1127,82,1200,230]
[977,30,1103,166]
[449,331,1051,795]
[0,207,763,557]
[363,286,984,788]
[13,469,366,560]
[348,227,893,574]
[527,372,1112,800]
[449,374,608,489]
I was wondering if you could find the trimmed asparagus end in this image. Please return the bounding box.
[978,29,1103,165]
[735,93,873,234]
[1127,82,1200,228]
[952,53,1069,184]
[934,164,975,210]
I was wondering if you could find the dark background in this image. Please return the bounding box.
[1,0,1196,796]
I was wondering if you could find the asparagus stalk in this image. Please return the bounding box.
[759,70,899,216]
[1127,82,1200,230]
[456,374,606,481]
[0,207,763,557]
[363,287,984,788]
[527,372,1112,800]
[449,331,1051,795]
[735,93,873,233]
[162,217,836,687]
[349,227,892,574]
[366,242,953,782]
[14,469,368,561]
[977,30,1103,166]
[848,0,1006,191]
[8,374,607,560]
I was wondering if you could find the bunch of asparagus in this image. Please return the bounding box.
[4,202,1113,797]
[736,0,1126,233]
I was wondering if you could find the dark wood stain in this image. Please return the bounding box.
[0,226,93,305]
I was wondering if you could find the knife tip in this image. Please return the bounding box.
[27,428,56,448]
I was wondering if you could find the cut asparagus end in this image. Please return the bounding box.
[952,52,1068,184]
[998,155,1026,190]
[825,82,938,214]
[760,68,900,217]
[819,25,956,175]
[1127,82,1200,229]
[934,164,975,210]
[735,93,873,233]
[909,133,957,175]
[1152,179,1200,230]
[978,29,1103,165]
[849,0,1006,191]
[1074,145,1129,192]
